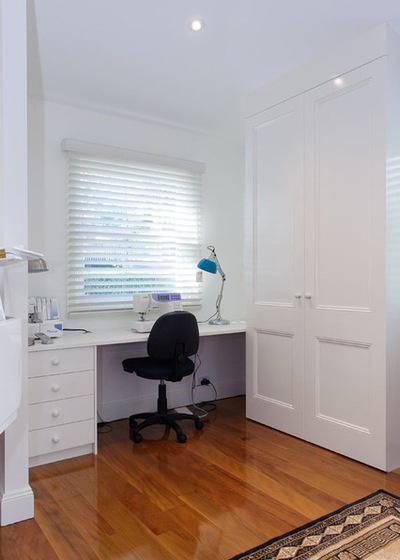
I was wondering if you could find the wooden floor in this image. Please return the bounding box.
[2,396,400,559]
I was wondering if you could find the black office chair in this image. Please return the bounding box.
[122,311,204,443]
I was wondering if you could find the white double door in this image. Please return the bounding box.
[246,61,387,468]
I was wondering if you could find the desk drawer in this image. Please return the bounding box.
[29,395,94,430]
[29,419,95,458]
[29,347,94,377]
[28,370,94,404]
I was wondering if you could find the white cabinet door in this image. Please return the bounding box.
[245,59,389,468]
[303,61,387,468]
[245,96,306,437]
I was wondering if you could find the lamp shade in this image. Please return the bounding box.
[197,258,217,274]
[28,257,49,274]
[8,248,49,274]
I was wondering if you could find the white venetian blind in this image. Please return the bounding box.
[62,139,204,314]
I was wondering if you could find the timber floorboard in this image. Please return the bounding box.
[2,396,400,559]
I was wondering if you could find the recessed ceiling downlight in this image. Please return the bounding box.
[189,19,204,32]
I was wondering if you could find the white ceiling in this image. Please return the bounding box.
[27,0,400,137]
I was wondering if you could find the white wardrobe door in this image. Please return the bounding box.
[304,59,387,469]
[245,96,305,437]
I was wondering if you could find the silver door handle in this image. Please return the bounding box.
[294,292,302,299]
[304,293,312,299]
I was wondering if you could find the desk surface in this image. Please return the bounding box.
[28,321,246,352]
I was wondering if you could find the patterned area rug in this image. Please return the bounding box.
[230,490,400,559]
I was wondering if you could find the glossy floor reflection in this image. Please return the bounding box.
[2,396,400,559]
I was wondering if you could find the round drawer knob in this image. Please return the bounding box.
[52,409,60,418]
[51,384,60,392]
[52,358,60,366]
[52,435,60,444]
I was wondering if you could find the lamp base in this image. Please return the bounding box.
[209,318,230,325]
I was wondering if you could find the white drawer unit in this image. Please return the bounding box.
[28,346,97,467]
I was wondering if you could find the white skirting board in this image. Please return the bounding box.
[0,486,34,526]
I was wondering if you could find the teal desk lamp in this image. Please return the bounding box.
[197,245,229,325]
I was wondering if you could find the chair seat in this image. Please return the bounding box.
[122,356,195,381]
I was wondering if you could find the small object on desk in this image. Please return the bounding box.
[63,328,92,333]
[132,293,153,318]
[131,319,156,333]
[151,292,183,312]
[132,293,155,332]
[34,332,53,344]
[28,320,63,338]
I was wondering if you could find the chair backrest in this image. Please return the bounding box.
[147,311,199,361]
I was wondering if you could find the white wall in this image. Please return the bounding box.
[0,0,34,526]
[28,98,245,330]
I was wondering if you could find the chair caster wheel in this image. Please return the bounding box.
[130,430,143,443]
[177,433,187,443]
[195,420,203,430]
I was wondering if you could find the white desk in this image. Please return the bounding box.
[28,322,246,466]
[28,321,246,352]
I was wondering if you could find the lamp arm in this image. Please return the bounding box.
[216,262,226,281]
[214,254,226,281]
[207,245,226,281]
[215,274,225,313]
[213,251,226,318]
[8,247,45,260]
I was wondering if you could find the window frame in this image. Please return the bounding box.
[62,139,205,315]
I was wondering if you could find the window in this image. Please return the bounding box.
[62,139,204,314]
